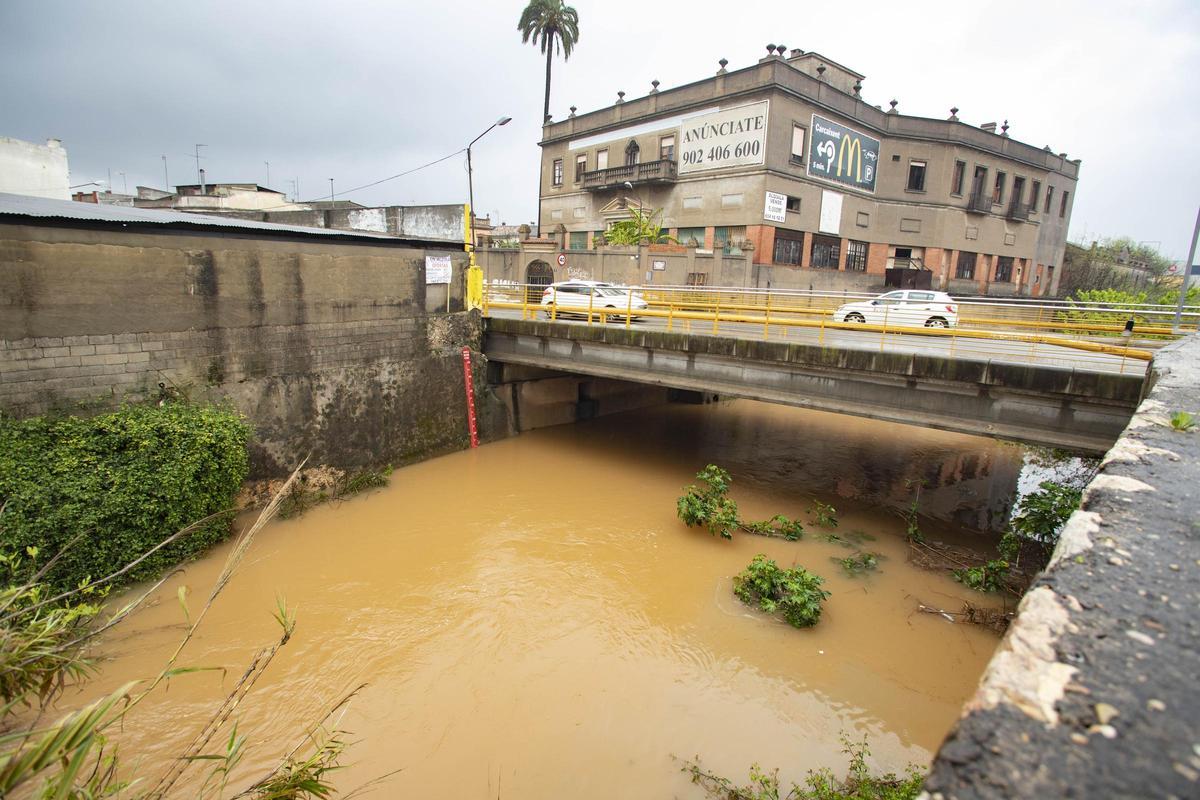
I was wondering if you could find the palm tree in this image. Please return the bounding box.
[518,0,580,124]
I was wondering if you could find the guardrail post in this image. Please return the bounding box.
[587,287,595,326]
[626,289,633,329]
[522,285,529,320]
[764,294,771,340]
[668,302,675,331]
[712,294,721,334]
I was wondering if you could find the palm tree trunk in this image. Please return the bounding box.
[543,43,553,123]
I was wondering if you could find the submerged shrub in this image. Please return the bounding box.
[0,402,250,591]
[734,554,830,629]
[677,464,740,539]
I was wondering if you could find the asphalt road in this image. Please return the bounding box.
[487,308,1152,376]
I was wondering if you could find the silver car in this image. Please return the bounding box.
[540,280,649,321]
[834,290,959,328]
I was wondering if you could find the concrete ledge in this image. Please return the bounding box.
[923,334,1200,799]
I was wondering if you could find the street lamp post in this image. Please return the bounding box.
[465,116,511,310]
[467,115,512,241]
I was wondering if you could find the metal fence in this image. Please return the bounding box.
[483,282,1196,375]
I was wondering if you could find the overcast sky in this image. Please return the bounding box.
[2,0,1197,258]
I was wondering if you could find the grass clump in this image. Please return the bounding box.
[1169,411,1195,432]
[837,551,882,576]
[684,734,923,799]
[0,402,250,592]
[278,466,393,519]
[734,555,829,629]
[809,500,838,529]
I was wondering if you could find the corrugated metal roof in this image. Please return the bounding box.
[0,192,458,245]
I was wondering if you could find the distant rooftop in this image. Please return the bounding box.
[0,192,440,245]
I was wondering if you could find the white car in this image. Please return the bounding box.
[540,280,649,320]
[834,290,959,328]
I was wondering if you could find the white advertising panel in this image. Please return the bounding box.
[678,101,769,174]
[425,255,452,284]
[763,191,787,223]
[819,191,843,235]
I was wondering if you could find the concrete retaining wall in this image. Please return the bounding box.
[0,222,509,476]
[923,334,1200,799]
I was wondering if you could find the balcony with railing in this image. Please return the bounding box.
[581,159,677,190]
[966,190,993,214]
[1005,200,1033,221]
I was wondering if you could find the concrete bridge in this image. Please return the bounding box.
[482,317,1147,453]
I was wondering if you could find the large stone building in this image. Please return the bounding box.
[538,47,1079,296]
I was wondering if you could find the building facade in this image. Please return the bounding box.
[537,48,1079,296]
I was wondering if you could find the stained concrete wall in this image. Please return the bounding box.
[0,222,508,476]
[923,334,1200,799]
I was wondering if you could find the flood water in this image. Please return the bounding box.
[60,400,1019,799]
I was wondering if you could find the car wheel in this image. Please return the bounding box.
[924,317,949,328]
[845,313,866,323]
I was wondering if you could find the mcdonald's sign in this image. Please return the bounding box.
[808,114,880,193]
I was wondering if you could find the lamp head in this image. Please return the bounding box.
[497,116,513,126]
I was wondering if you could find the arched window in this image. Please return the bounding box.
[624,139,640,166]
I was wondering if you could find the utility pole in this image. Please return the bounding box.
[1172,205,1200,332]
[329,178,334,203]
[162,155,169,191]
[107,167,112,193]
[289,178,298,202]
[264,160,270,189]
[119,172,127,194]
[193,144,206,184]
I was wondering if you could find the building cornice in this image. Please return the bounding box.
[541,60,1080,180]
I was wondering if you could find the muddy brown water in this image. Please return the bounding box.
[58,401,1016,799]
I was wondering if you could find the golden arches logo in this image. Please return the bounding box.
[836,134,862,182]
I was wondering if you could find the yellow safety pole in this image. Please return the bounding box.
[713,293,721,334]
[880,305,889,352]
[551,286,558,321]
[587,287,595,326]
[465,203,483,311]
[668,301,675,331]
[522,282,529,320]
[764,293,772,339]
[818,316,825,346]
[626,288,633,330]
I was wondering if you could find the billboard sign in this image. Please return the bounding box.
[807,114,880,194]
[763,191,787,223]
[678,101,769,174]
[425,255,452,284]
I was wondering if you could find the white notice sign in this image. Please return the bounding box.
[678,101,769,174]
[819,190,843,235]
[425,255,452,284]
[763,191,787,223]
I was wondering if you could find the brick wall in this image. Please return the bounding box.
[0,223,507,476]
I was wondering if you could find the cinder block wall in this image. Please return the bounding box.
[0,223,508,476]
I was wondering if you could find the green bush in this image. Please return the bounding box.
[0,403,250,591]
[677,464,740,539]
[734,554,830,628]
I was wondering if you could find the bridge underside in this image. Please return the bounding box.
[483,319,1145,454]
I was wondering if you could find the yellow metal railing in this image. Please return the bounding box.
[482,282,1189,374]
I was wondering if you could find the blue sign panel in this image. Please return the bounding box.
[807,114,881,194]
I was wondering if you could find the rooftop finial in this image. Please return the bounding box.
[616,90,625,104]
[717,58,728,75]
[766,43,776,55]
[776,44,786,55]
[569,105,577,118]
[888,99,898,114]
[949,106,959,121]
[817,64,826,77]
[650,79,660,94]
[1001,119,1010,137]
[853,81,862,97]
